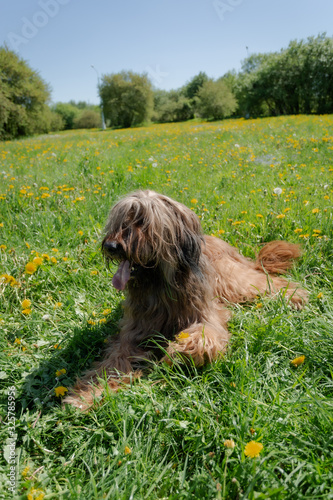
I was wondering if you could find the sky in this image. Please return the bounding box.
[1,0,333,104]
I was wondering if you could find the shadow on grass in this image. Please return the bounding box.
[18,304,124,414]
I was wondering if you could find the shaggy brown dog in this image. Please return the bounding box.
[64,190,308,409]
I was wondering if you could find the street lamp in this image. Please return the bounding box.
[91,65,106,130]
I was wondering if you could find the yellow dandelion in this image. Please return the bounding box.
[90,270,99,275]
[294,228,303,233]
[25,262,37,275]
[54,386,68,397]
[22,308,32,315]
[103,308,112,316]
[21,299,31,309]
[55,368,67,377]
[256,214,263,218]
[244,441,263,458]
[22,466,30,477]
[176,331,190,342]
[191,198,198,204]
[312,208,320,214]
[51,257,57,264]
[14,338,21,344]
[54,302,62,308]
[124,446,132,455]
[27,488,45,500]
[290,355,305,367]
[33,256,43,266]
[317,292,323,299]
[0,244,7,251]
[78,230,83,236]
[276,214,286,219]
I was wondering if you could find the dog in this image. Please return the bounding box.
[64,190,308,410]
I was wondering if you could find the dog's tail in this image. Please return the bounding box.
[255,241,302,275]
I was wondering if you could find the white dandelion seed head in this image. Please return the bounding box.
[273,187,283,195]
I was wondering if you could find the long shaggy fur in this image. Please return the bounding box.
[64,190,308,410]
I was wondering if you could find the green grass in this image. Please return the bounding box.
[0,115,333,499]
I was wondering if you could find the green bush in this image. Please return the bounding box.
[152,89,192,123]
[52,102,80,130]
[73,109,101,129]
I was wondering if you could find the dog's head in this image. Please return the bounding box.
[102,190,204,290]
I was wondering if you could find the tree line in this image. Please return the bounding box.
[1,34,332,140]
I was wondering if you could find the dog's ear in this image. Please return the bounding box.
[179,230,203,273]
[175,209,204,273]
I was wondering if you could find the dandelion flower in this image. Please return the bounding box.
[176,331,190,342]
[21,299,31,309]
[317,292,323,299]
[25,262,37,275]
[54,386,68,397]
[290,355,305,367]
[22,309,32,315]
[55,369,66,377]
[33,256,43,266]
[191,198,198,204]
[244,441,263,458]
[273,187,282,195]
[124,446,132,455]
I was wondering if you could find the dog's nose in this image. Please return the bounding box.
[103,240,120,253]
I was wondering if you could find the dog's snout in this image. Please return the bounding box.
[103,240,120,252]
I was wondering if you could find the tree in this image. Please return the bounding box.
[195,79,237,120]
[184,72,209,100]
[235,34,333,117]
[99,71,153,128]
[0,46,51,139]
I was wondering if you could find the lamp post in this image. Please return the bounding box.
[91,65,106,130]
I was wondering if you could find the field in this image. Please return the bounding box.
[0,115,333,499]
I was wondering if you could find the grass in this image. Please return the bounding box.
[0,115,333,499]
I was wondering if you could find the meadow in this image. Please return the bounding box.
[0,115,333,499]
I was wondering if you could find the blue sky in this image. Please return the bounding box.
[1,0,332,104]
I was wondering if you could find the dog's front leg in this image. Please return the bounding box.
[163,306,231,366]
[63,331,149,411]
